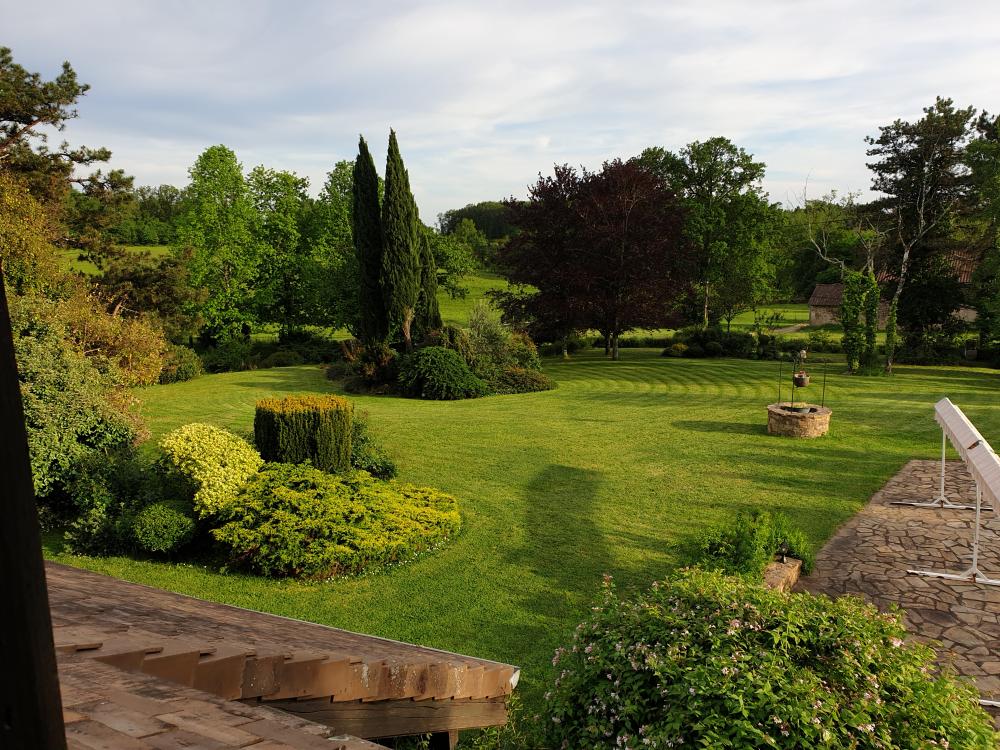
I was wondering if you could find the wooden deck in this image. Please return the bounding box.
[48,563,519,745]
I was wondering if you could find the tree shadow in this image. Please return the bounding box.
[671,419,767,436]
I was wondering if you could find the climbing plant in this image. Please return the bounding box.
[860,270,881,371]
[840,271,866,372]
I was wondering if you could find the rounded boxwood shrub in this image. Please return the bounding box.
[543,569,996,749]
[158,423,263,517]
[158,344,204,384]
[398,346,489,400]
[254,395,353,474]
[132,499,196,554]
[212,463,462,578]
[704,340,724,357]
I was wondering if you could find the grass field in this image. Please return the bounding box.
[45,350,1000,709]
[58,244,172,275]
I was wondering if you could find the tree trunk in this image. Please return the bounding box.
[611,332,620,361]
[884,249,913,374]
[561,340,569,359]
[603,331,611,357]
[702,283,710,329]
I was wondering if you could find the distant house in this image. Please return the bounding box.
[808,283,889,327]
[808,249,981,328]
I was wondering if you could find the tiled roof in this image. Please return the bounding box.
[808,283,844,307]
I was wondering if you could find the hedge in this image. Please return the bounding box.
[254,395,353,474]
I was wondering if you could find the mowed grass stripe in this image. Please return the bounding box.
[45,349,1000,709]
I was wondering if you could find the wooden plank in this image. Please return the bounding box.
[0,269,66,748]
[265,697,508,739]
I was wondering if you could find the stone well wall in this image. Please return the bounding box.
[766,403,831,438]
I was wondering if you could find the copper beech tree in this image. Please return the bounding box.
[497,159,696,359]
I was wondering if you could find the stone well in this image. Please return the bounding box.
[766,403,831,438]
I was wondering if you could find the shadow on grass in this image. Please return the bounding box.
[502,464,610,670]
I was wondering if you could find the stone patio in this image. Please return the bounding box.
[795,459,1000,703]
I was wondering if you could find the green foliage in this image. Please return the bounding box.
[860,270,881,370]
[414,230,442,337]
[399,346,490,400]
[885,299,899,365]
[254,395,353,474]
[663,342,688,357]
[430,221,478,295]
[344,341,399,392]
[351,410,397,479]
[159,344,204,384]
[132,499,196,554]
[543,569,996,749]
[493,366,554,395]
[381,130,420,349]
[807,329,833,353]
[62,449,150,555]
[12,295,137,497]
[212,463,461,578]
[840,270,866,371]
[200,339,255,373]
[681,509,813,578]
[260,349,305,368]
[178,144,260,340]
[353,137,389,344]
[158,423,263,517]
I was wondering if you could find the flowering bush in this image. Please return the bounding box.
[158,423,263,517]
[212,463,461,578]
[543,570,996,749]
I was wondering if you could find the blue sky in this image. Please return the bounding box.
[6,0,1000,220]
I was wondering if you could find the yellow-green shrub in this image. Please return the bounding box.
[158,423,263,517]
[212,463,461,578]
[254,395,353,473]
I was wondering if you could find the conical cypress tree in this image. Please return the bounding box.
[381,130,421,351]
[415,230,442,335]
[351,136,388,344]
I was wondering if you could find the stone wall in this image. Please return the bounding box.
[766,403,831,438]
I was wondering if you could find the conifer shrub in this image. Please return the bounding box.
[398,346,490,400]
[132,499,197,554]
[544,570,997,749]
[212,463,461,578]
[158,423,263,517]
[254,395,353,473]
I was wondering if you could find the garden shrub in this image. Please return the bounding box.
[61,449,152,555]
[662,342,688,357]
[682,508,813,578]
[398,346,490,400]
[494,366,554,395]
[212,463,462,578]
[543,569,997,749]
[346,342,398,392]
[704,340,724,357]
[158,344,204,384]
[132,499,197,554]
[684,342,705,358]
[158,423,263,517]
[351,410,397,479]
[260,349,306,368]
[506,331,542,370]
[200,339,256,373]
[12,296,139,498]
[254,395,353,474]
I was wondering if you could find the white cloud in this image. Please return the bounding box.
[4,0,999,217]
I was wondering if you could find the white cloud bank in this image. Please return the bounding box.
[5,0,999,218]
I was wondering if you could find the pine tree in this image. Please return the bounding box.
[380,130,421,351]
[415,230,442,336]
[351,136,388,344]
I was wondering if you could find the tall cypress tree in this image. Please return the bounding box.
[415,230,442,335]
[380,130,421,351]
[351,136,388,344]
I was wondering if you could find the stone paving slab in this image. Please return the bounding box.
[795,459,1000,702]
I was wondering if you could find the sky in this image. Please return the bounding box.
[6,0,1000,221]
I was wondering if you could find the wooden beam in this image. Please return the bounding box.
[260,696,507,740]
[0,268,67,748]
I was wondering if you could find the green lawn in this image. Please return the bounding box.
[58,244,172,275]
[439,270,507,326]
[44,350,1000,710]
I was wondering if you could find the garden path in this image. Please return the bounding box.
[796,460,1000,708]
